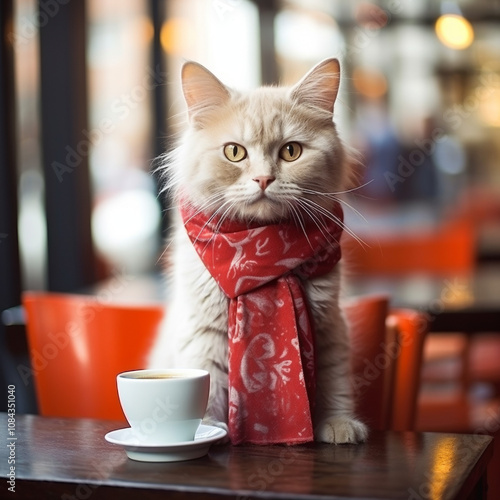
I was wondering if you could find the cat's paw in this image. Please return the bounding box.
[315,416,368,444]
[202,418,230,443]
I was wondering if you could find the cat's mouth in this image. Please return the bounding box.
[248,190,281,206]
[234,191,292,222]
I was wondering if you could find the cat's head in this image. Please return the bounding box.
[168,58,349,224]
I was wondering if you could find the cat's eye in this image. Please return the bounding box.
[223,143,247,162]
[279,142,302,162]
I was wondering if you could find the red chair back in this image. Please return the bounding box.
[342,217,475,276]
[344,295,392,431]
[23,292,164,420]
[387,309,428,431]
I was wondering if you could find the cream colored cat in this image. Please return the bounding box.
[148,58,368,444]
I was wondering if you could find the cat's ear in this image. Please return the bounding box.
[181,61,231,121]
[290,58,340,114]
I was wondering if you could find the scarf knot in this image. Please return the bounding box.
[181,202,343,444]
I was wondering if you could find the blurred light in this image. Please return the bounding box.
[160,17,194,55]
[478,86,500,127]
[204,0,260,90]
[136,16,154,46]
[275,9,343,62]
[435,14,474,50]
[433,136,466,174]
[352,67,387,99]
[18,170,47,290]
[92,189,161,273]
[355,3,388,30]
[428,437,458,499]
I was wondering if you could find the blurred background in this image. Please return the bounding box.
[2,1,500,495]
[4,0,500,291]
[1,0,500,476]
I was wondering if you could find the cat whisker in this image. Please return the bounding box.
[300,188,370,229]
[286,200,314,250]
[294,198,338,250]
[213,201,239,234]
[300,197,360,244]
[155,242,172,267]
[195,202,230,239]
[156,192,234,267]
[305,179,375,197]
[298,197,368,249]
[305,191,369,226]
[181,195,228,243]
[331,197,369,225]
[154,151,182,194]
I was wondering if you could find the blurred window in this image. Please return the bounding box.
[163,0,261,133]
[87,0,160,275]
[11,0,500,289]
[13,0,46,290]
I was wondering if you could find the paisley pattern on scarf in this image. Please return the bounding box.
[181,203,343,444]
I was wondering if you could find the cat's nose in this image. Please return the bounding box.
[253,175,276,191]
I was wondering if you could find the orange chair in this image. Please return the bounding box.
[469,333,500,396]
[345,296,427,432]
[23,291,426,433]
[342,214,479,433]
[387,308,428,431]
[22,291,164,421]
[342,215,475,276]
[344,295,392,431]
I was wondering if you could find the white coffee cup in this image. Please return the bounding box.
[117,368,210,445]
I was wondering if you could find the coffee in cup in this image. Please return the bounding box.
[117,368,210,445]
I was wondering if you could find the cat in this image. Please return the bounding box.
[148,58,368,444]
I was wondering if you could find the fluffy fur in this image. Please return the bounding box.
[148,58,368,444]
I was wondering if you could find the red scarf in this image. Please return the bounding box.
[181,202,343,444]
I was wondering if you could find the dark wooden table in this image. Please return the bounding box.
[0,413,494,500]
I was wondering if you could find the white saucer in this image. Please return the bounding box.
[105,425,227,462]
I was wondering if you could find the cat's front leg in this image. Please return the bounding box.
[202,363,229,437]
[172,329,230,442]
[315,415,368,444]
[172,320,230,438]
[313,313,368,444]
[307,275,368,444]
